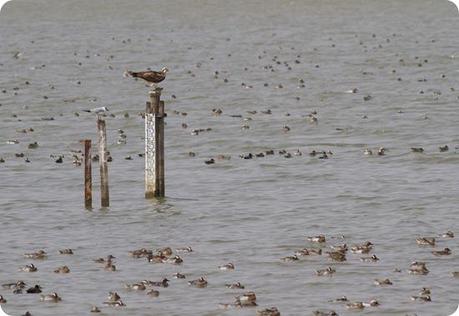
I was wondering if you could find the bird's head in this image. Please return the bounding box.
[161,67,169,74]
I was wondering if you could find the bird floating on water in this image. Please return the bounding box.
[256,307,281,316]
[24,250,47,259]
[82,106,109,114]
[124,67,169,87]
[40,292,61,302]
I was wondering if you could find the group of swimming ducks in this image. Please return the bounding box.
[277,231,456,315]
[201,141,455,165]
[1,230,455,315]
[0,245,283,315]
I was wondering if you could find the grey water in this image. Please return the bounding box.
[0,0,458,315]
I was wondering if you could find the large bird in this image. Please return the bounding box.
[124,67,169,87]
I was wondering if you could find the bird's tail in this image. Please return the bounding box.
[82,109,91,113]
[123,70,136,78]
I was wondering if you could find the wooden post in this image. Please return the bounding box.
[82,139,92,209]
[157,100,165,196]
[97,118,109,207]
[145,87,165,198]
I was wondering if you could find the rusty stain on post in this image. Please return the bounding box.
[97,118,109,207]
[82,139,92,209]
[145,87,165,198]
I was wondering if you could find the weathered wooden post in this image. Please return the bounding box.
[81,139,92,209]
[157,100,165,196]
[145,87,165,198]
[97,118,110,207]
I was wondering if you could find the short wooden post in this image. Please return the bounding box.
[82,139,92,209]
[145,87,165,198]
[97,118,109,207]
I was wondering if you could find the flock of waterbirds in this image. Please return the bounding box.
[1,29,459,166]
[1,102,457,166]
[1,245,282,316]
[0,228,456,315]
[1,15,458,315]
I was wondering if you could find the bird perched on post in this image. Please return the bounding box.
[124,67,169,87]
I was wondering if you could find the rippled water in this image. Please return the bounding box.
[0,0,458,315]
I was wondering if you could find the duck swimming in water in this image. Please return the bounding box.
[94,255,115,263]
[294,248,310,256]
[104,261,116,271]
[107,292,120,302]
[409,261,429,275]
[103,300,126,307]
[350,241,373,254]
[281,255,299,262]
[173,272,186,279]
[364,148,373,155]
[40,292,61,302]
[26,285,42,294]
[330,244,348,252]
[147,289,160,297]
[441,231,454,238]
[313,310,338,316]
[162,255,183,264]
[58,249,73,255]
[19,264,37,272]
[374,278,393,286]
[219,262,235,270]
[439,145,449,152]
[256,307,281,316]
[226,282,245,289]
[24,250,47,260]
[124,283,146,291]
[363,299,379,307]
[316,267,336,276]
[218,301,255,309]
[416,237,435,246]
[90,306,101,313]
[175,246,193,253]
[2,281,26,290]
[54,266,70,274]
[236,291,257,305]
[309,248,323,255]
[326,251,346,262]
[128,248,152,258]
[188,277,207,288]
[361,254,379,262]
[419,287,431,296]
[346,302,364,310]
[147,254,166,263]
[143,278,169,288]
[156,247,173,257]
[411,295,431,302]
[432,247,451,256]
[329,296,348,303]
[307,235,326,243]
